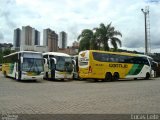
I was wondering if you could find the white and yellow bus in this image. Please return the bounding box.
[78,50,155,81]
[2,51,44,81]
[43,52,74,80]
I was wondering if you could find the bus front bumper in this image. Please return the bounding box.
[21,75,44,80]
[79,73,93,79]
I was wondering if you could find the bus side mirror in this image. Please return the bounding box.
[51,58,57,64]
[44,58,48,64]
[21,57,23,63]
[44,58,49,72]
[72,59,76,66]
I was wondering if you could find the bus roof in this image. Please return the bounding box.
[80,50,152,58]
[43,52,70,57]
[3,51,42,58]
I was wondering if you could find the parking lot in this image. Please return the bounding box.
[0,72,160,114]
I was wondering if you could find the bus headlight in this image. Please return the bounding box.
[22,71,27,75]
[40,72,44,75]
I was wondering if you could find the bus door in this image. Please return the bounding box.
[50,58,56,79]
[16,57,23,79]
[18,55,22,79]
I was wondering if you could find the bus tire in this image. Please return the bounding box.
[15,73,17,80]
[145,73,150,80]
[113,72,119,81]
[46,72,48,79]
[3,71,7,78]
[15,73,20,81]
[105,72,112,82]
[94,79,99,82]
[72,74,76,80]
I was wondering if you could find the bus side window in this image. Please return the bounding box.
[118,55,125,63]
[124,56,129,63]
[128,56,133,63]
[109,54,115,62]
[144,58,149,65]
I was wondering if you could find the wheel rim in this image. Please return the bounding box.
[105,73,112,81]
[113,73,119,81]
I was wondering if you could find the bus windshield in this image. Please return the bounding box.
[54,56,73,72]
[22,58,44,73]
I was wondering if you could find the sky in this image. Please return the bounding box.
[0,0,160,53]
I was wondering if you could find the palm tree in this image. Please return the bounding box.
[77,23,122,51]
[77,29,96,51]
[95,23,122,51]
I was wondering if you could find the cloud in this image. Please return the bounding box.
[123,33,144,48]
[1,11,16,28]
[145,0,160,3]
[0,0,159,52]
[0,0,17,27]
[151,32,160,48]
[0,32,4,40]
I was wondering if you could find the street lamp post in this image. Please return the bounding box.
[141,8,149,55]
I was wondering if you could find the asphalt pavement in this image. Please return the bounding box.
[0,72,160,114]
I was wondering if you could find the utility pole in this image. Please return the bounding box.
[141,6,150,55]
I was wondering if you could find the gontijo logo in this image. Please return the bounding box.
[80,52,86,57]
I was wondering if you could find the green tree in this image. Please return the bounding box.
[0,49,16,64]
[0,49,3,64]
[78,23,122,52]
[95,23,122,51]
[3,49,11,56]
[77,29,96,51]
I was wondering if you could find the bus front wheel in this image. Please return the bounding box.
[145,73,150,80]
[45,72,49,80]
[105,72,112,82]
[3,71,7,78]
[15,73,20,81]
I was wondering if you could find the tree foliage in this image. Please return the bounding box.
[78,23,122,52]
[3,49,11,55]
[0,49,13,64]
[77,29,95,51]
